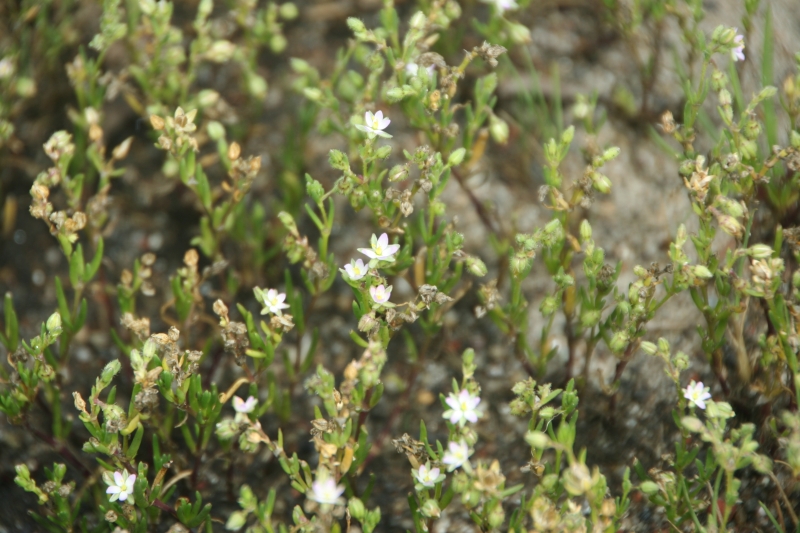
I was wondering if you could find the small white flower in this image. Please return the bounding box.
[413,463,442,488]
[482,0,518,12]
[731,32,745,62]
[443,389,481,426]
[106,471,136,502]
[233,396,257,413]
[344,258,368,280]
[258,288,290,316]
[358,233,400,261]
[406,62,435,77]
[683,380,712,410]
[310,476,345,505]
[355,110,392,139]
[442,440,472,472]
[369,284,392,305]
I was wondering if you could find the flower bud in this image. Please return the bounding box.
[375,145,392,160]
[743,119,761,140]
[580,309,600,328]
[791,130,800,149]
[348,498,366,520]
[640,481,660,495]
[302,87,323,102]
[525,430,550,449]
[508,22,531,44]
[579,220,592,243]
[247,75,267,98]
[346,17,367,36]
[609,331,629,353]
[561,125,575,146]
[421,499,441,518]
[385,87,405,102]
[740,139,757,160]
[489,115,509,145]
[100,360,122,387]
[197,89,220,108]
[46,312,62,333]
[640,341,657,355]
[657,337,670,354]
[601,146,620,163]
[226,511,247,530]
[463,490,481,508]
[466,256,487,277]
[306,176,325,203]
[679,159,695,177]
[538,406,556,419]
[711,69,728,91]
[206,40,236,62]
[673,351,689,370]
[409,11,426,30]
[329,149,350,171]
[544,218,562,235]
[591,172,612,194]
[747,244,773,258]
[447,147,466,167]
[539,296,558,316]
[692,265,713,279]
[511,256,531,278]
[487,504,505,528]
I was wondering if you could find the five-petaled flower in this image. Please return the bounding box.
[233,396,257,413]
[413,463,443,488]
[442,440,472,472]
[358,233,400,262]
[310,476,345,505]
[369,284,392,305]
[443,389,482,426]
[683,380,712,410]
[356,110,392,139]
[106,471,136,502]
[731,31,745,62]
[344,258,368,280]
[258,288,290,316]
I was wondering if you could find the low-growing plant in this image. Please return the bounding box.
[2,0,800,531]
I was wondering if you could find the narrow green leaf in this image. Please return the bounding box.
[761,5,777,146]
[54,277,72,329]
[126,424,145,459]
[84,237,104,282]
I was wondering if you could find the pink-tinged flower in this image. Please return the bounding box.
[358,233,400,261]
[106,471,136,502]
[257,288,290,316]
[683,380,712,410]
[369,284,392,305]
[233,396,257,413]
[443,389,482,426]
[413,463,443,488]
[355,110,392,139]
[343,258,368,280]
[731,32,745,62]
[442,440,472,472]
[310,476,345,505]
